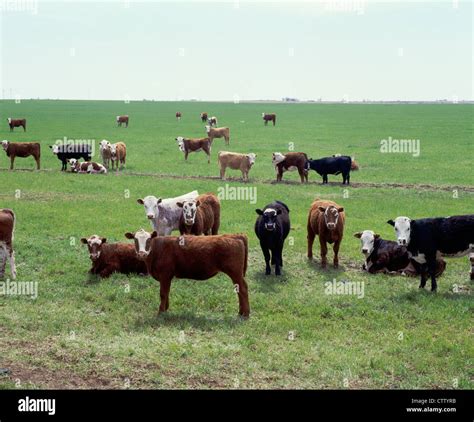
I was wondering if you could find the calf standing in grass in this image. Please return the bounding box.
[255,201,290,275]
[307,199,345,268]
[262,113,276,126]
[81,235,147,278]
[7,118,26,132]
[307,155,355,184]
[218,151,256,181]
[0,209,16,280]
[2,140,40,170]
[177,193,220,235]
[176,136,211,163]
[272,152,308,183]
[176,112,182,120]
[116,115,129,127]
[207,116,218,127]
[110,141,126,171]
[99,140,112,169]
[206,125,230,145]
[125,230,250,317]
[200,112,208,122]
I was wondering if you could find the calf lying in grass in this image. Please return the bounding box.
[81,235,148,278]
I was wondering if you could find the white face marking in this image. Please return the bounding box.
[176,138,185,152]
[86,235,103,260]
[100,140,110,150]
[116,116,120,122]
[324,207,340,230]
[51,144,59,154]
[205,125,211,132]
[68,158,78,167]
[247,153,256,166]
[181,201,197,224]
[359,230,376,256]
[1,140,9,151]
[142,196,160,220]
[272,152,285,166]
[393,216,411,246]
[134,229,152,257]
[7,118,11,124]
[262,113,265,117]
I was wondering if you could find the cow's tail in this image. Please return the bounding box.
[351,157,359,171]
[235,234,249,277]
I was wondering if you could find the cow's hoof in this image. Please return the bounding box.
[265,270,271,275]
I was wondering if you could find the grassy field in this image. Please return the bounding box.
[0,100,472,389]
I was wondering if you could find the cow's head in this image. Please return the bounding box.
[81,235,107,261]
[247,153,257,166]
[256,207,281,231]
[262,113,265,118]
[125,229,157,259]
[100,139,111,150]
[272,152,285,166]
[116,116,120,122]
[319,206,344,230]
[137,196,163,220]
[175,137,185,152]
[7,118,11,124]
[176,199,200,225]
[109,143,118,157]
[1,140,9,151]
[50,144,60,154]
[354,230,380,256]
[205,125,211,133]
[387,216,412,246]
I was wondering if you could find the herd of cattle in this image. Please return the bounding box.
[1,112,473,318]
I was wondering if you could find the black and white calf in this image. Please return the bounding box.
[306,155,352,184]
[50,143,92,171]
[387,215,474,291]
[254,201,290,276]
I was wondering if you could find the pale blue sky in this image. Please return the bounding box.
[1,1,472,101]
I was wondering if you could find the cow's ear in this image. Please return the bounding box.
[137,199,144,205]
[124,232,135,239]
[195,200,201,207]
[151,231,158,239]
[337,207,344,213]
[80,238,88,244]
[277,209,282,215]
[101,238,107,244]
[318,206,326,212]
[353,232,362,239]
[387,220,395,226]
[156,198,162,205]
[256,209,263,215]
[176,202,184,208]
[374,233,380,239]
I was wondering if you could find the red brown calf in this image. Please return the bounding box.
[2,140,40,170]
[262,113,276,126]
[176,136,211,163]
[116,115,129,127]
[0,209,16,280]
[272,152,308,183]
[7,118,26,132]
[176,112,182,120]
[124,230,250,317]
[177,193,220,235]
[81,235,147,278]
[307,199,345,268]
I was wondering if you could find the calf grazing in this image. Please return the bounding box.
[207,116,218,127]
[137,191,199,236]
[176,136,211,163]
[307,199,345,268]
[200,112,208,122]
[218,151,256,181]
[176,112,182,120]
[7,118,26,132]
[81,235,147,278]
[177,193,220,235]
[254,201,290,275]
[110,141,126,171]
[99,140,112,169]
[354,230,446,277]
[262,113,276,126]
[307,155,353,184]
[388,215,474,291]
[2,140,40,170]
[124,230,250,317]
[69,159,107,174]
[116,115,129,127]
[0,209,16,280]
[206,125,230,145]
[272,152,308,183]
[50,143,92,171]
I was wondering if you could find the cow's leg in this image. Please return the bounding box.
[159,279,172,313]
[274,245,283,275]
[0,245,7,278]
[220,165,226,180]
[319,238,328,268]
[23,124,26,132]
[307,230,315,259]
[8,248,16,280]
[426,257,438,292]
[226,271,250,318]
[333,240,341,268]
[184,151,188,161]
[35,155,40,170]
[10,156,14,170]
[260,241,271,275]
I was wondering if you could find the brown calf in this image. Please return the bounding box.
[1,140,40,170]
[176,112,182,120]
[218,151,256,181]
[124,230,250,317]
[200,112,208,122]
[110,142,126,171]
[116,115,129,127]
[7,118,26,132]
[307,199,345,268]
[81,235,147,278]
[262,113,276,126]
[272,152,308,183]
[176,137,211,163]
[206,126,230,145]
[177,193,220,235]
[0,209,16,280]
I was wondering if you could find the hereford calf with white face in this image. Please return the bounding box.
[69,159,107,174]
[81,235,147,278]
[177,193,220,236]
[0,209,16,279]
[307,199,345,268]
